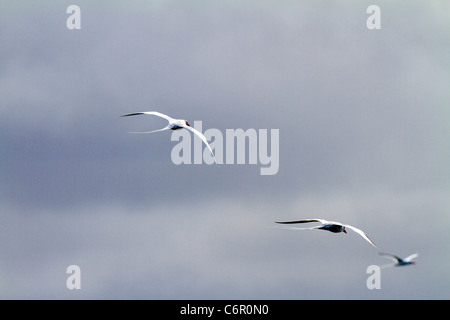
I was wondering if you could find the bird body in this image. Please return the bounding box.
[316,223,345,233]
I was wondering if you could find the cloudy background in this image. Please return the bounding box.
[0,0,449,299]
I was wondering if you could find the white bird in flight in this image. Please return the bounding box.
[378,252,418,267]
[275,218,378,248]
[122,111,218,165]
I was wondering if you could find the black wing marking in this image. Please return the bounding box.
[275,219,321,224]
[121,112,145,117]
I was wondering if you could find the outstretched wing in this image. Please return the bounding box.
[121,111,174,122]
[275,219,328,225]
[379,252,402,263]
[345,224,378,248]
[126,127,172,134]
[183,124,218,165]
[122,111,174,134]
[403,253,419,262]
[273,225,322,231]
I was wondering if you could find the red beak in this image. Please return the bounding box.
[343,229,347,234]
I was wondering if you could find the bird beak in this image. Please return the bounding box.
[343,229,347,234]
[186,122,191,127]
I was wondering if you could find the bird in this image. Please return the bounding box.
[378,252,418,267]
[122,111,218,165]
[275,218,378,248]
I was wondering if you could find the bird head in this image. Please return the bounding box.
[343,227,347,234]
[185,121,191,127]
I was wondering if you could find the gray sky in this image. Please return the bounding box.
[0,0,449,299]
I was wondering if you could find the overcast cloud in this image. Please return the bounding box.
[0,0,449,299]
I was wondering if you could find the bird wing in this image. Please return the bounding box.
[183,124,218,165]
[403,253,419,262]
[378,252,402,263]
[121,111,174,122]
[379,263,396,269]
[275,219,328,225]
[122,111,175,133]
[127,126,172,134]
[345,224,378,248]
[273,225,322,231]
